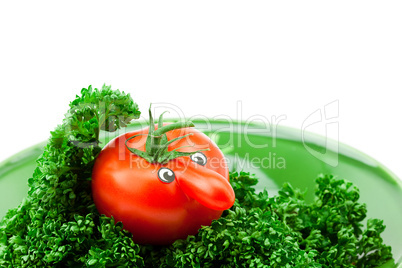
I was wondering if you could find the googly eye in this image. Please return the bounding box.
[158,167,175,183]
[190,152,207,166]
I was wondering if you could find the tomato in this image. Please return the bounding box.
[92,113,235,245]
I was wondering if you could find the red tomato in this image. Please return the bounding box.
[92,124,235,245]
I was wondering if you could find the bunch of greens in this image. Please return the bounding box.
[0,86,393,267]
[0,85,143,267]
[144,172,393,267]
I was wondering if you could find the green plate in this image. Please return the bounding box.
[1,120,401,267]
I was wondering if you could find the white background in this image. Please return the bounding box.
[0,1,401,180]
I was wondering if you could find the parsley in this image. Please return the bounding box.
[0,86,393,267]
[0,85,143,267]
[142,173,393,267]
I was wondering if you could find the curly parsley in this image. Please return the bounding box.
[0,85,143,267]
[142,172,393,267]
[0,86,393,267]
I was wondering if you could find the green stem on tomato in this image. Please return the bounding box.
[125,105,206,164]
[149,121,194,155]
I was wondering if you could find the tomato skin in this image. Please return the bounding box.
[92,125,234,245]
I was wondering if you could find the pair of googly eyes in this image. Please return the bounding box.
[158,152,207,183]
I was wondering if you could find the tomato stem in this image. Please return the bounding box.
[125,105,207,164]
[153,121,195,137]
